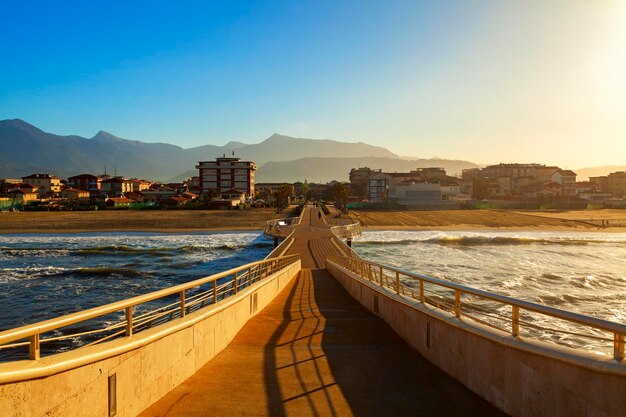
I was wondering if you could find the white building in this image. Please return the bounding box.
[196,156,257,198]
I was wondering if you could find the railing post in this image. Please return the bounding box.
[180,290,186,318]
[247,267,252,286]
[512,306,520,337]
[29,334,40,360]
[125,306,133,336]
[233,272,238,294]
[395,271,400,294]
[213,280,217,304]
[379,266,383,283]
[419,280,425,303]
[454,290,461,318]
[615,333,625,361]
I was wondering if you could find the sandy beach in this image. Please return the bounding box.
[0,209,289,234]
[1,208,625,234]
[347,209,626,232]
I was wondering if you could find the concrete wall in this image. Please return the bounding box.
[0,261,301,417]
[327,261,626,417]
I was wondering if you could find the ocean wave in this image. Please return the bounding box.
[0,266,68,282]
[75,246,176,257]
[0,241,272,258]
[0,248,72,257]
[51,267,147,278]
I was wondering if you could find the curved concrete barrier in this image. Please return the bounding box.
[327,260,626,417]
[0,261,301,417]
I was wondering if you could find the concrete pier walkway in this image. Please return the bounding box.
[140,207,506,417]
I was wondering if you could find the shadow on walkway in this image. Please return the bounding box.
[140,269,507,416]
[139,208,507,416]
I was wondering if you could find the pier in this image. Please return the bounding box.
[0,205,624,417]
[140,206,503,416]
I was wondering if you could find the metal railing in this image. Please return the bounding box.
[330,221,362,240]
[264,217,300,239]
[0,254,300,361]
[264,201,308,259]
[328,255,626,361]
[265,233,296,259]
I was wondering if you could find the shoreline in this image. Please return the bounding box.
[360,225,625,233]
[0,225,624,235]
[1,208,625,235]
[0,227,264,235]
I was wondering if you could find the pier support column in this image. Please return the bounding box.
[274,237,279,248]
[347,239,352,248]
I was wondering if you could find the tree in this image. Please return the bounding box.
[201,188,219,202]
[329,182,349,209]
[273,185,292,211]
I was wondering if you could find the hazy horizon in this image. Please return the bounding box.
[2,1,625,168]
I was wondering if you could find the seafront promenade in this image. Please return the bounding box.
[140,206,504,416]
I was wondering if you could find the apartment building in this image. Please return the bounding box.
[61,188,90,200]
[101,177,133,197]
[196,156,256,197]
[608,172,626,197]
[357,167,458,204]
[462,164,577,198]
[67,174,102,196]
[21,173,62,198]
[129,179,152,192]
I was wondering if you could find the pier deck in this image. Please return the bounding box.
[140,207,505,416]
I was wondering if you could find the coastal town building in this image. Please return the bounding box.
[462,163,577,199]
[395,182,442,206]
[21,173,61,198]
[7,188,39,202]
[255,183,296,197]
[101,177,133,197]
[348,167,373,200]
[140,185,177,202]
[608,171,626,197]
[196,156,256,198]
[589,176,609,192]
[67,174,103,196]
[0,179,30,197]
[129,179,152,192]
[575,171,626,199]
[349,166,460,206]
[60,188,90,200]
[104,197,134,208]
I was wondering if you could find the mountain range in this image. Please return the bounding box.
[4,119,617,183]
[0,119,481,182]
[574,166,626,182]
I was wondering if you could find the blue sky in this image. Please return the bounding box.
[1,1,624,167]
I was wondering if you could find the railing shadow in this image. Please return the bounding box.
[262,269,507,416]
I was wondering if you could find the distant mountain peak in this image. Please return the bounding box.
[0,118,43,134]
[224,140,247,149]
[92,130,124,142]
[3,118,31,127]
[264,133,291,143]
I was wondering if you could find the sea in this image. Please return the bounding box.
[352,230,626,356]
[0,231,272,360]
[0,230,624,359]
